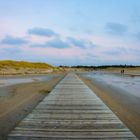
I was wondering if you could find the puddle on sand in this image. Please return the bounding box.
[0,75,53,97]
[0,75,53,87]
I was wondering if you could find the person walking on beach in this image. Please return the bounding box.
[121,69,124,74]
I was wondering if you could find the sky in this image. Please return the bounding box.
[0,0,140,66]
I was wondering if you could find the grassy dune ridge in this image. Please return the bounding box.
[0,60,54,69]
[0,60,58,75]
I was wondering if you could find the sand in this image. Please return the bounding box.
[0,74,64,140]
[1,71,139,139]
[79,75,140,139]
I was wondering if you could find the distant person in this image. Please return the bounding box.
[121,69,124,74]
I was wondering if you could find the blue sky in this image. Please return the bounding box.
[0,0,140,66]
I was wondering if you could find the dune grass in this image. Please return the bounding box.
[0,60,54,69]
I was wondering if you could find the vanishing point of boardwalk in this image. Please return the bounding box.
[8,73,137,139]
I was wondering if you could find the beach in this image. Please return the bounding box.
[0,73,64,140]
[0,71,140,139]
[79,72,140,139]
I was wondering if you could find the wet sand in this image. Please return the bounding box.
[79,75,140,139]
[0,74,64,140]
[0,74,54,88]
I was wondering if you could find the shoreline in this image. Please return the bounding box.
[79,75,140,139]
[0,74,64,140]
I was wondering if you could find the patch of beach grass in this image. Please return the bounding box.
[39,89,50,94]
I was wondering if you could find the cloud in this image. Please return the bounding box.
[28,27,58,37]
[1,35,28,45]
[67,37,95,48]
[105,22,128,35]
[67,37,85,48]
[31,36,96,49]
[31,38,70,48]
[46,38,70,48]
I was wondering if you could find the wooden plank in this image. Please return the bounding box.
[8,73,137,140]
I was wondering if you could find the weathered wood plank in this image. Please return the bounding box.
[8,73,137,140]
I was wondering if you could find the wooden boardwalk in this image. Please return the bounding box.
[8,73,137,140]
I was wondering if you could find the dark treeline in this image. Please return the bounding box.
[59,65,140,69]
